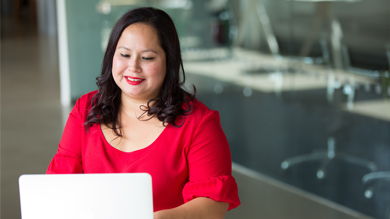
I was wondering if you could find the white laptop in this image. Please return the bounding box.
[19,173,154,219]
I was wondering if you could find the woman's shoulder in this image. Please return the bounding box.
[79,90,99,102]
[76,90,98,106]
[191,98,210,112]
[73,90,99,114]
[186,98,218,121]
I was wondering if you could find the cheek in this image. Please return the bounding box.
[149,63,166,80]
[112,58,126,74]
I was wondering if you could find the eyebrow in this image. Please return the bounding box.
[118,46,158,54]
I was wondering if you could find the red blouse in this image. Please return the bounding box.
[47,91,240,212]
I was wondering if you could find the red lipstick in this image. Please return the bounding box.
[125,76,144,85]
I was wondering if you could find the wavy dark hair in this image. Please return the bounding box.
[85,7,195,137]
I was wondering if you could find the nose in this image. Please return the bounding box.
[127,57,141,73]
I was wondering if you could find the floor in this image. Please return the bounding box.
[0,16,380,219]
[1,16,65,218]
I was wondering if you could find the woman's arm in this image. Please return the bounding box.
[47,97,85,174]
[154,197,229,219]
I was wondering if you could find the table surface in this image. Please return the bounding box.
[183,48,390,121]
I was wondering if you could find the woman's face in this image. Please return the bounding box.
[112,23,166,103]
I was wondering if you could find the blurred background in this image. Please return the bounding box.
[1,0,389,218]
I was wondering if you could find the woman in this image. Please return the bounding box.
[47,7,240,218]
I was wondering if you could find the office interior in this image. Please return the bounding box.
[1,0,389,218]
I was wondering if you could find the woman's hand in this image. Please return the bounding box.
[153,197,229,219]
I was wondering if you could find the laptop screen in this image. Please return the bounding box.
[19,173,153,219]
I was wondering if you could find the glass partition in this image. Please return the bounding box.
[63,0,389,218]
[181,1,390,218]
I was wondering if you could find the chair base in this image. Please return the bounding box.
[362,171,390,198]
[281,137,377,179]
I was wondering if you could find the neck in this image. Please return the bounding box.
[119,94,156,120]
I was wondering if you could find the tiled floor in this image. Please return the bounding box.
[0,16,378,219]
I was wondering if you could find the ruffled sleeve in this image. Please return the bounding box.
[183,108,241,210]
[182,175,240,211]
[46,146,83,174]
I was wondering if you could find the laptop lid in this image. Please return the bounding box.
[19,173,153,219]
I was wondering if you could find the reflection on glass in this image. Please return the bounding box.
[182,1,389,218]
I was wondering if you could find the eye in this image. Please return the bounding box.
[120,53,130,58]
[142,57,155,61]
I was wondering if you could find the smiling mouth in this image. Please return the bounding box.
[126,77,143,82]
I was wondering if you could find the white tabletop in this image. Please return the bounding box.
[183,48,390,121]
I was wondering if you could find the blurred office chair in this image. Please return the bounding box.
[281,136,377,179]
[281,79,377,179]
[280,10,378,178]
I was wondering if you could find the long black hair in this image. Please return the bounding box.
[85,7,195,136]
